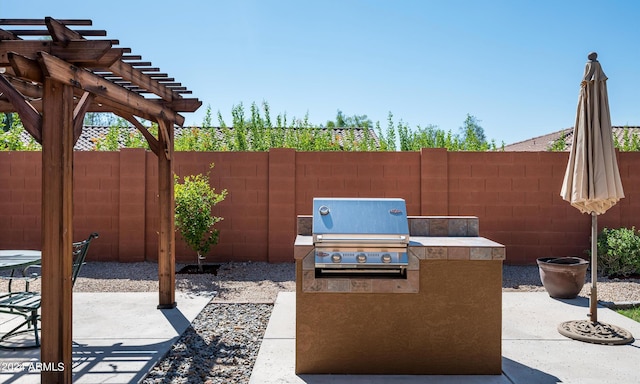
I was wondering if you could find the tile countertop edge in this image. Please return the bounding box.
[294,235,313,260]
[295,235,506,248]
[408,236,505,248]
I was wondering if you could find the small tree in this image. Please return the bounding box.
[174,164,227,271]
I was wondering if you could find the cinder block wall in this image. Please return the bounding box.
[0,152,42,248]
[1,148,638,265]
[294,151,422,215]
[143,151,270,263]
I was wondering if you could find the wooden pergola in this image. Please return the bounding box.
[0,18,201,383]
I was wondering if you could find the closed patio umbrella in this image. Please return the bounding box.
[559,52,632,344]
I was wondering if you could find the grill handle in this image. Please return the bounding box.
[315,235,407,242]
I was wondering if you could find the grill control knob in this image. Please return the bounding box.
[356,253,367,263]
[331,253,342,263]
[381,253,392,263]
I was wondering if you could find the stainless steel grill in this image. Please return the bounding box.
[312,197,409,277]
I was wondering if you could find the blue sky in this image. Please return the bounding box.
[3,0,640,145]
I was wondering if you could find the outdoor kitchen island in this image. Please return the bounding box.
[294,198,505,375]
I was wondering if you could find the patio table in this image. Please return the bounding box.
[0,250,41,292]
[0,250,41,348]
[0,250,42,272]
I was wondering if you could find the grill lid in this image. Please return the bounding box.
[312,198,409,242]
[312,198,409,273]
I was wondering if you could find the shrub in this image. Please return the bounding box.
[0,114,40,151]
[596,227,640,277]
[174,164,227,271]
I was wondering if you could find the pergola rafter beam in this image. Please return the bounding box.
[0,83,201,115]
[0,29,20,40]
[0,40,121,67]
[106,60,175,101]
[45,16,84,43]
[4,29,107,38]
[0,18,93,26]
[37,51,185,126]
[157,98,202,112]
[1,62,201,115]
[1,17,176,105]
[127,61,152,66]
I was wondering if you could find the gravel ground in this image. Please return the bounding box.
[2,261,639,383]
[502,265,640,304]
[142,303,272,384]
[5,261,637,304]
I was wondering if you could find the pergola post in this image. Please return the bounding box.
[40,78,74,383]
[157,118,176,308]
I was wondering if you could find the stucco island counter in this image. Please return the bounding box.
[294,215,506,375]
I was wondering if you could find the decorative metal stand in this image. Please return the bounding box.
[558,320,634,345]
[557,214,634,346]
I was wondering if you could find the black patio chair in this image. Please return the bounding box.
[0,232,99,348]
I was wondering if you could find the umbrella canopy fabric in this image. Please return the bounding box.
[560,55,624,214]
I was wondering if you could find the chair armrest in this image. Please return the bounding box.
[0,274,39,282]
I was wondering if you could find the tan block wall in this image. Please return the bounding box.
[2,149,640,264]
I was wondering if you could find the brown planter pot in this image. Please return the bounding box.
[536,257,589,299]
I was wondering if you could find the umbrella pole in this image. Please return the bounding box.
[590,212,598,323]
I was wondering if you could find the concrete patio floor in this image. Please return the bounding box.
[0,292,211,383]
[250,292,640,384]
[2,290,639,383]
